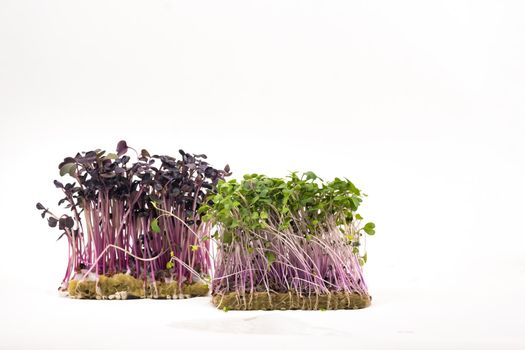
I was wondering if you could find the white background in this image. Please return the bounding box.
[1,0,524,349]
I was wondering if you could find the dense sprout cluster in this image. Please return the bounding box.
[37,141,230,293]
[36,144,376,308]
[202,172,374,302]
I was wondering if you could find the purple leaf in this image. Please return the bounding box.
[48,217,58,228]
[53,180,64,188]
[117,140,128,156]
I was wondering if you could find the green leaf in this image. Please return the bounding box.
[230,219,239,228]
[304,171,317,181]
[362,252,368,263]
[223,230,233,244]
[151,218,161,233]
[355,213,363,220]
[191,245,199,251]
[260,211,269,219]
[106,153,118,160]
[197,205,210,214]
[265,251,276,266]
[363,222,375,235]
[349,197,360,210]
[59,163,76,177]
[166,261,174,269]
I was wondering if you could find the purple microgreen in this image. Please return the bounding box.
[37,140,229,295]
[116,140,128,156]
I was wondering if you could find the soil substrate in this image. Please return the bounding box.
[212,291,371,310]
[68,273,209,299]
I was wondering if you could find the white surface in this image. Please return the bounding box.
[1,0,524,349]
